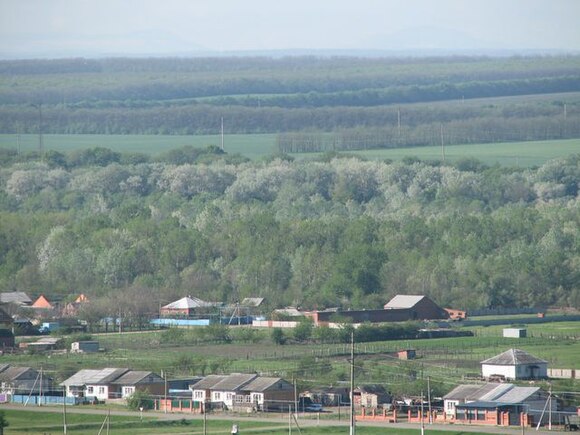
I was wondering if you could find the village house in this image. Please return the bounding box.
[353,384,392,409]
[209,373,258,409]
[190,375,227,404]
[31,294,55,310]
[160,296,217,317]
[237,376,295,412]
[0,364,53,395]
[481,348,548,380]
[443,382,555,424]
[61,368,130,400]
[109,370,165,399]
[0,292,32,307]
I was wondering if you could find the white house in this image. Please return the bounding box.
[190,375,227,404]
[481,349,547,380]
[209,374,258,409]
[61,368,129,400]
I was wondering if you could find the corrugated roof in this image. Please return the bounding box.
[0,366,34,382]
[61,368,129,386]
[479,383,514,401]
[242,377,285,392]
[241,297,264,307]
[211,374,258,391]
[496,386,540,404]
[190,375,228,390]
[0,292,32,305]
[355,384,389,396]
[162,296,212,309]
[60,369,102,387]
[481,349,547,365]
[444,383,543,405]
[384,295,426,309]
[111,371,163,386]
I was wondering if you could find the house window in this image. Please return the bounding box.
[98,387,105,395]
[226,393,234,401]
[215,392,221,400]
[194,391,203,399]
[87,386,94,394]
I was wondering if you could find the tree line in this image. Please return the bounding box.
[0,148,578,312]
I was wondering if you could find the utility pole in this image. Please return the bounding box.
[427,376,432,424]
[548,385,552,431]
[164,370,168,414]
[203,400,207,435]
[420,391,425,435]
[350,330,356,435]
[63,386,67,434]
[294,377,298,419]
[39,367,43,406]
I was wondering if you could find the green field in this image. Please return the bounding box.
[0,134,578,165]
[0,408,495,434]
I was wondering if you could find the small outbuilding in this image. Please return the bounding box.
[71,341,99,353]
[481,348,547,380]
[503,328,527,338]
[353,384,392,409]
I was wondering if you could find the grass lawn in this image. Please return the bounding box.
[0,134,578,165]
[0,408,495,435]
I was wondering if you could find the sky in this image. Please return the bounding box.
[1,0,579,57]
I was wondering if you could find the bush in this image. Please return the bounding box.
[271,328,286,345]
[126,390,154,410]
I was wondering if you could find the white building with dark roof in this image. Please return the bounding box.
[481,348,548,380]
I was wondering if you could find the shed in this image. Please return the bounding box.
[0,329,14,348]
[503,328,527,338]
[481,348,547,380]
[71,341,99,353]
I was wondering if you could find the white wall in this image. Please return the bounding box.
[482,364,516,379]
[86,384,109,400]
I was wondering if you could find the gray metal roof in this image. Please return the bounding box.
[384,295,426,309]
[60,369,102,387]
[0,292,32,305]
[60,368,129,386]
[242,377,287,392]
[211,374,258,391]
[190,375,228,390]
[162,296,212,309]
[0,366,35,382]
[444,383,502,401]
[481,349,547,365]
[444,383,542,405]
[111,371,163,386]
[241,297,264,307]
[496,386,540,404]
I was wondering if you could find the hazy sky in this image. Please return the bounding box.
[1,0,579,57]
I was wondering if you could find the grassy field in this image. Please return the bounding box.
[0,134,578,165]
[0,408,495,434]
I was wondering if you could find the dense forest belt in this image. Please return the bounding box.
[0,97,579,136]
[0,150,578,311]
[1,55,580,135]
[276,115,580,152]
